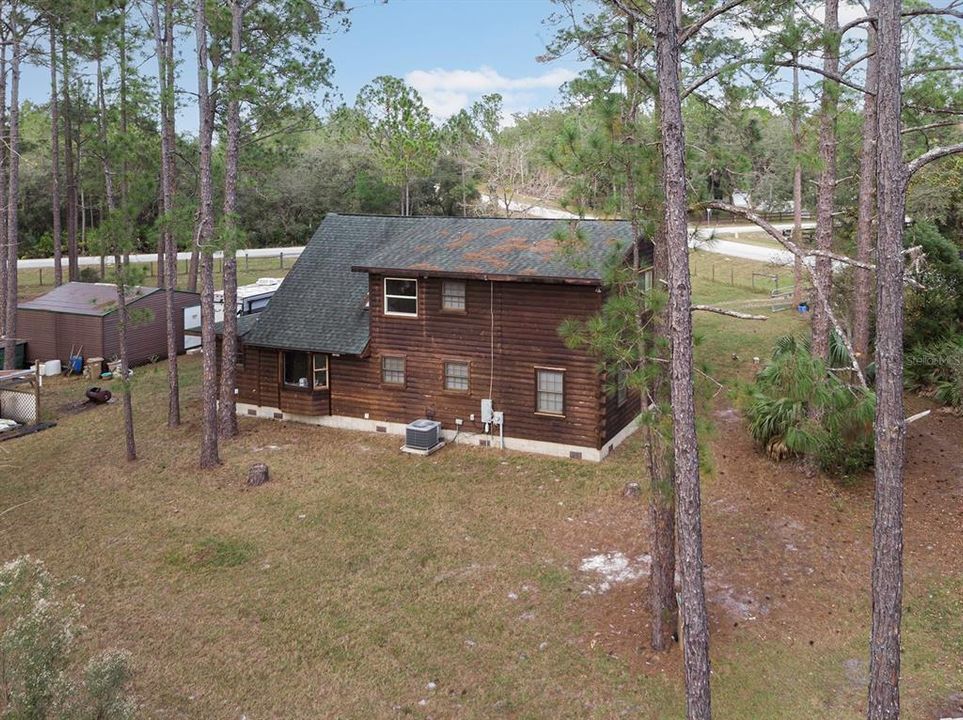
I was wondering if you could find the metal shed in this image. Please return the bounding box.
[16,282,199,367]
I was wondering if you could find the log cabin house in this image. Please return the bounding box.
[230,214,653,461]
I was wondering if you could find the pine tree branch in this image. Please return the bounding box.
[906,142,963,179]
[679,0,752,44]
[901,120,963,135]
[903,65,963,77]
[771,60,871,94]
[691,305,768,320]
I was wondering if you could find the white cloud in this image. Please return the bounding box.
[405,65,577,121]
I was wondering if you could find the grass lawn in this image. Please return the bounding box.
[2,254,961,719]
[16,255,293,302]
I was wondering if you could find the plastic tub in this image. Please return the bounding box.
[42,359,62,376]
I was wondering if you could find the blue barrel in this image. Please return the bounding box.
[70,355,84,373]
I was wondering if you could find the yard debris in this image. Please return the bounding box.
[622,482,641,498]
[579,552,652,595]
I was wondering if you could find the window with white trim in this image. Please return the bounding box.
[616,367,628,405]
[283,351,328,389]
[536,368,565,415]
[442,280,466,311]
[382,355,406,385]
[384,278,418,316]
[639,267,654,292]
[313,354,329,389]
[444,361,470,391]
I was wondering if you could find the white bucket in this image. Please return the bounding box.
[42,359,62,377]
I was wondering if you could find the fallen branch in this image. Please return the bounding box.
[691,304,768,320]
[703,201,868,389]
[905,409,931,425]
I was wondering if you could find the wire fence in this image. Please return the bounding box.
[690,252,796,295]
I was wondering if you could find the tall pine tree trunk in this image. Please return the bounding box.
[218,0,242,440]
[3,26,22,370]
[810,0,840,361]
[196,0,220,468]
[655,0,711,716]
[622,13,678,649]
[0,39,8,340]
[791,57,804,307]
[50,24,63,287]
[62,42,79,282]
[867,1,906,716]
[97,49,136,462]
[152,0,180,427]
[853,0,879,369]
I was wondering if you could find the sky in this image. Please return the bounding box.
[19,0,583,129]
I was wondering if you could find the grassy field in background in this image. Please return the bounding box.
[2,253,960,719]
[16,255,294,302]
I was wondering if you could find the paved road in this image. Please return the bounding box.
[17,246,305,271]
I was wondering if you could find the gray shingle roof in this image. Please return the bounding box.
[243,214,641,355]
[353,216,635,282]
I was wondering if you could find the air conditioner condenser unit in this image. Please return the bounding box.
[402,418,445,455]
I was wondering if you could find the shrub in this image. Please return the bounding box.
[0,556,135,719]
[78,268,102,283]
[741,335,876,478]
[905,335,963,410]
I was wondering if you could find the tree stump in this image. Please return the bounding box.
[247,463,269,487]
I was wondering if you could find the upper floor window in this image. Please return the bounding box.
[384,278,417,316]
[442,280,466,312]
[283,351,328,389]
[535,367,565,416]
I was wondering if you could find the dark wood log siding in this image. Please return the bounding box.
[603,382,641,445]
[334,276,606,448]
[236,277,639,450]
[18,290,197,366]
[235,346,330,416]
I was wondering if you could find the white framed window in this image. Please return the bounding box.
[442,280,466,311]
[535,368,565,416]
[639,267,654,292]
[381,355,406,385]
[313,354,329,389]
[282,351,327,389]
[384,278,418,316]
[444,361,470,392]
[616,367,628,405]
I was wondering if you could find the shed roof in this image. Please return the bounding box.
[243,214,643,356]
[19,283,161,317]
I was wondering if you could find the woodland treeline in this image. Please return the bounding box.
[1,1,962,720]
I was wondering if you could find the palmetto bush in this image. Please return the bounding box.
[741,335,876,478]
[905,335,963,410]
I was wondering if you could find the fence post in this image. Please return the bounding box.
[730,268,734,286]
[39,268,43,286]
[280,252,284,269]
[245,253,249,271]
